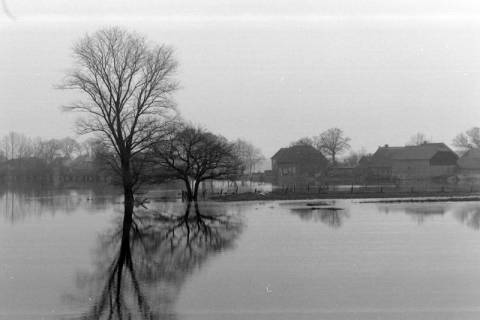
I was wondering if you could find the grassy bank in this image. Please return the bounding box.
[211,190,480,202]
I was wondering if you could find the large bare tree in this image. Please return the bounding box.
[314,128,351,164]
[61,27,178,217]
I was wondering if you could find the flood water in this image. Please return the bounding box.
[1,188,480,319]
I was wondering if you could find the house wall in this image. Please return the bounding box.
[274,161,325,187]
[392,160,456,179]
[364,166,393,182]
[458,156,480,170]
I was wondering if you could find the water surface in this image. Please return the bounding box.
[1,189,480,319]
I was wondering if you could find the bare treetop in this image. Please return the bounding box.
[62,27,178,159]
[453,127,480,151]
[406,132,429,146]
[314,128,350,164]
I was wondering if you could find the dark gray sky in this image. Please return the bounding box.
[2,1,480,157]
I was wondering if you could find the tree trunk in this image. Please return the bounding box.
[182,178,194,201]
[193,179,201,201]
[122,158,135,221]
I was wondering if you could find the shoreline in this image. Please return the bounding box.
[210,191,480,202]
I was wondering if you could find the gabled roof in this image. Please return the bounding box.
[271,145,327,163]
[368,143,456,166]
[458,148,480,169]
[392,143,453,160]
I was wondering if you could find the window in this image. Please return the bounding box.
[281,166,296,176]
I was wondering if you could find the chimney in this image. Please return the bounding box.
[384,144,389,148]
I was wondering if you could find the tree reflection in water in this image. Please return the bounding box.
[67,201,243,319]
[290,207,349,228]
[376,204,446,225]
[453,203,480,230]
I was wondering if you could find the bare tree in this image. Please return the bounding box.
[32,139,62,163]
[342,148,368,167]
[406,132,429,146]
[60,27,178,217]
[289,137,314,147]
[0,132,33,160]
[59,137,81,159]
[232,139,264,178]
[314,128,351,164]
[453,127,480,152]
[154,126,243,201]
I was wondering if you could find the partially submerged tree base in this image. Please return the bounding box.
[154,125,243,201]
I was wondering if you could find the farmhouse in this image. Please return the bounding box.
[271,145,328,186]
[361,143,458,182]
[457,148,480,181]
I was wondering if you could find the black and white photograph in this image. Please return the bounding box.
[3,1,480,319]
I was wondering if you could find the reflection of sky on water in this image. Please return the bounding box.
[2,192,480,319]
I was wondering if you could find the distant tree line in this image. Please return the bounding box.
[0,132,103,163]
[0,132,111,184]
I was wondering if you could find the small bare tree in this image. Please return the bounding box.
[1,132,32,160]
[60,27,178,217]
[232,139,264,179]
[154,126,243,201]
[453,127,480,152]
[59,137,81,159]
[342,148,368,167]
[406,132,429,146]
[314,128,351,164]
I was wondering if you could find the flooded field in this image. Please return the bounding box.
[1,188,480,319]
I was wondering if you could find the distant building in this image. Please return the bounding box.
[458,148,480,171]
[324,166,357,184]
[360,143,458,182]
[271,145,328,186]
[457,148,480,181]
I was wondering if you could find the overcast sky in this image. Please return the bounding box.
[2,1,480,158]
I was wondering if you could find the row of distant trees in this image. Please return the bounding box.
[0,127,263,198]
[0,133,99,163]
